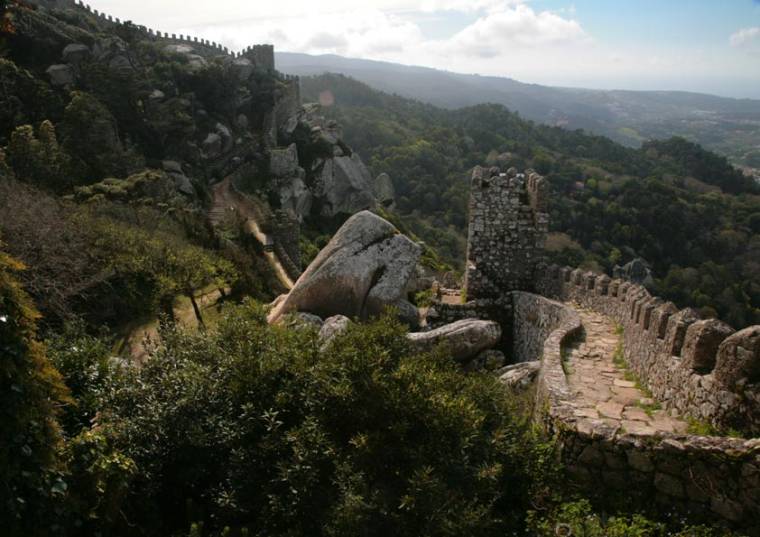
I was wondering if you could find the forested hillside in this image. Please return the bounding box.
[278,52,760,171]
[301,74,760,328]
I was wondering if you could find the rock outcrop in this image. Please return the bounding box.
[313,154,376,217]
[46,64,74,86]
[373,172,395,209]
[613,257,654,288]
[62,43,90,64]
[407,319,501,362]
[268,211,421,325]
[279,104,380,219]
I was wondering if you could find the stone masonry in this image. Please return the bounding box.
[538,265,760,437]
[464,166,548,300]
[449,163,760,532]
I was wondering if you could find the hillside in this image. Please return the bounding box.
[277,52,760,171]
[3,3,760,537]
[299,73,760,329]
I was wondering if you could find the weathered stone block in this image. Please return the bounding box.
[664,308,701,357]
[714,326,760,390]
[681,319,735,374]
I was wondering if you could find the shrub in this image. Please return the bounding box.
[0,241,70,536]
[96,302,547,536]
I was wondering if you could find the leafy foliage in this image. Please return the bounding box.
[527,500,738,537]
[93,303,548,536]
[0,240,70,536]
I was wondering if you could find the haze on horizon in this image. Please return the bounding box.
[90,0,760,99]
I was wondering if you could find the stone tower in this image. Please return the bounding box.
[464,166,549,300]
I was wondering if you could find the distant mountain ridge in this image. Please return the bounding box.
[276,52,760,169]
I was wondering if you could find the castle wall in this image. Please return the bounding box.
[30,0,293,66]
[537,265,760,436]
[526,289,760,534]
[464,166,548,300]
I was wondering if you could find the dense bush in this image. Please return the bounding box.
[0,241,70,536]
[90,302,549,536]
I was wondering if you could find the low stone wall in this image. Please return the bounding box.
[512,292,579,363]
[527,287,760,534]
[538,265,760,437]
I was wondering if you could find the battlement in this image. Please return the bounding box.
[538,264,760,436]
[23,0,291,67]
[464,166,548,301]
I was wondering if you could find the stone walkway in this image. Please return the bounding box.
[565,306,689,436]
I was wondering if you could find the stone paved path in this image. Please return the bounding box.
[565,306,689,436]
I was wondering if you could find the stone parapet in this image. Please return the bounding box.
[537,264,760,436]
[525,289,760,533]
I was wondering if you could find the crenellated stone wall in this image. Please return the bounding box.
[537,265,760,437]
[464,166,548,300]
[26,0,290,66]
[530,287,760,533]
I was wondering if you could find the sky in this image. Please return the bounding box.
[91,0,760,98]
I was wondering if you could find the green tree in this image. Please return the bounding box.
[5,121,73,191]
[59,92,142,183]
[93,219,237,326]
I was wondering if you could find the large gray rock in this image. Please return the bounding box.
[231,58,254,80]
[270,143,300,178]
[498,361,540,391]
[108,55,134,73]
[268,211,421,324]
[62,43,90,64]
[164,44,195,55]
[162,161,194,196]
[374,172,395,209]
[164,45,207,71]
[215,123,233,152]
[614,257,655,288]
[46,64,74,87]
[202,133,222,158]
[319,315,351,346]
[407,319,501,362]
[314,154,377,217]
[277,176,312,222]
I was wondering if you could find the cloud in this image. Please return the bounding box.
[179,9,424,58]
[446,3,588,57]
[417,0,522,13]
[730,26,760,46]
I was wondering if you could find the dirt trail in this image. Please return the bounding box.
[117,287,227,363]
[210,178,295,290]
